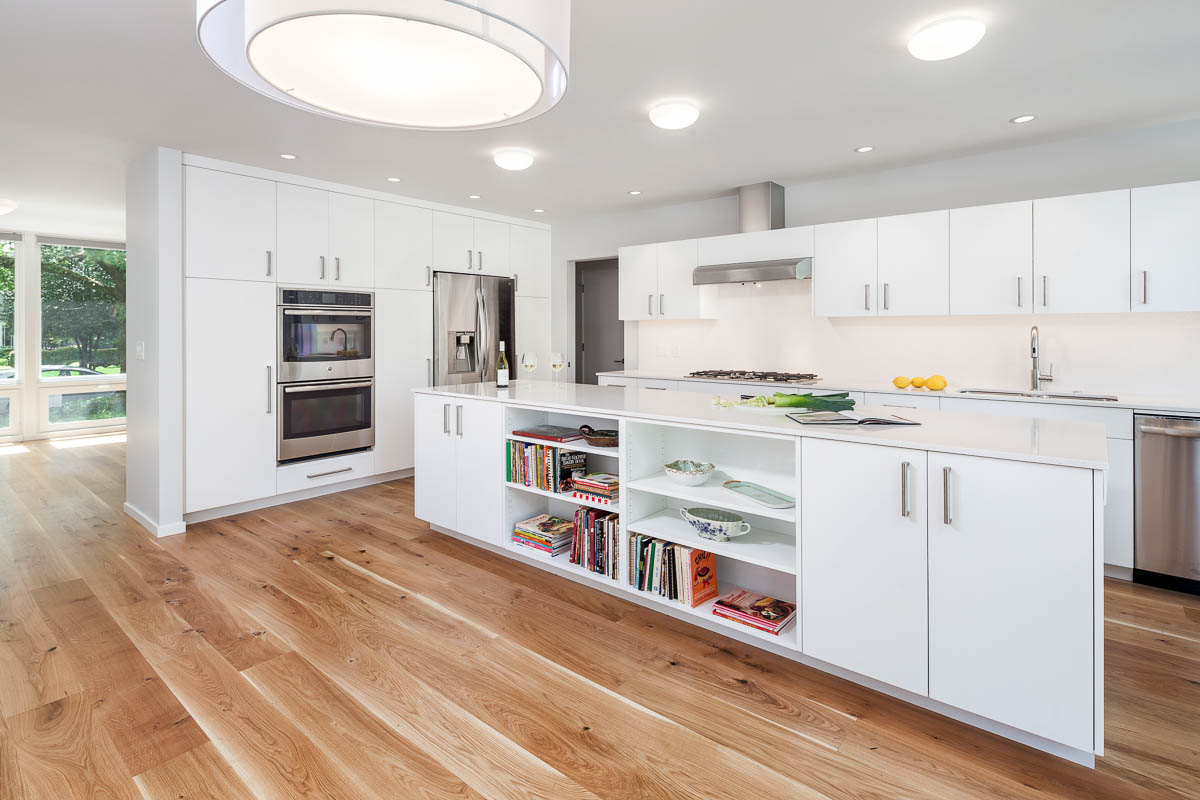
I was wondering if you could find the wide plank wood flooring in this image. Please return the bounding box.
[1,433,1197,799]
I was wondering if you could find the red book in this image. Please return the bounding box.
[512,425,582,442]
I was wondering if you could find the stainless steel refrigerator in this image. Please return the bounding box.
[433,271,515,386]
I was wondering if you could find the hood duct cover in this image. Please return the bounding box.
[693,257,812,285]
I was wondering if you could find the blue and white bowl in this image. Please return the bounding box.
[678,507,751,542]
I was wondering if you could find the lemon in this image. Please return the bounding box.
[925,375,948,391]
[910,376,926,389]
[892,376,911,389]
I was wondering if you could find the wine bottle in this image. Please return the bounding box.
[496,341,510,388]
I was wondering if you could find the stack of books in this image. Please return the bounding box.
[571,472,619,505]
[512,514,575,558]
[712,588,797,636]
[628,534,718,608]
[570,507,619,579]
[507,441,587,493]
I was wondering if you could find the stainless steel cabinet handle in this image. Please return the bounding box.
[1139,424,1200,438]
[1141,270,1148,304]
[426,357,432,385]
[864,283,870,311]
[1016,276,1022,308]
[479,251,484,270]
[607,383,627,388]
[900,461,911,517]
[335,256,341,281]
[659,294,665,315]
[883,282,890,311]
[943,466,952,525]
[646,386,667,391]
[467,248,473,269]
[306,466,353,480]
[443,403,450,434]
[426,265,431,286]
[266,366,272,413]
[514,273,519,292]
[456,404,463,437]
[320,255,326,280]
[1041,275,1048,307]
[647,294,653,315]
[266,250,272,277]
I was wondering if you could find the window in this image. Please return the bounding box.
[39,242,126,378]
[47,388,126,425]
[0,239,14,382]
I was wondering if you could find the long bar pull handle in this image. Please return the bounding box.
[1016,276,1022,308]
[647,294,653,316]
[320,256,326,280]
[514,272,519,293]
[864,283,870,311]
[335,257,341,281]
[426,265,431,286]
[443,403,450,435]
[467,249,473,269]
[1141,270,1148,304]
[1041,275,1048,307]
[266,366,272,413]
[426,357,432,385]
[456,405,464,437]
[266,250,273,277]
[479,251,484,270]
[306,466,353,480]
[943,466,952,525]
[883,282,890,311]
[900,461,911,517]
[659,294,665,315]
[1139,424,1200,438]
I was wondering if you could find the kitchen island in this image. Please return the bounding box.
[412,380,1107,765]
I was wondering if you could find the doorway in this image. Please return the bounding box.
[574,258,624,384]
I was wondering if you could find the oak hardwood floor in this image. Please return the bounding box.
[0,434,1197,799]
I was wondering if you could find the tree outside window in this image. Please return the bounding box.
[1,241,14,380]
[39,244,126,377]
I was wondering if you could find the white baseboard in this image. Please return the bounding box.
[180,468,413,529]
[123,501,187,538]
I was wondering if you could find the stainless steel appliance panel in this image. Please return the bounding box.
[278,378,374,462]
[278,288,374,383]
[1135,413,1200,591]
[433,271,514,386]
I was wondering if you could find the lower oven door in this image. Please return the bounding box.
[278,379,374,463]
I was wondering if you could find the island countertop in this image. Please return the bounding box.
[414,380,1108,470]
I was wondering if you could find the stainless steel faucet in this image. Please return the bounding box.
[1030,325,1053,391]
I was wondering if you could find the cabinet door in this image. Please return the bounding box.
[432,211,476,270]
[928,453,1094,751]
[454,399,504,545]
[510,225,550,297]
[329,192,374,288]
[877,210,949,317]
[1131,181,1200,312]
[1104,437,1134,569]
[814,218,878,317]
[655,239,701,319]
[514,296,550,380]
[374,201,433,291]
[617,244,658,320]
[1033,190,1130,314]
[801,439,928,695]
[276,183,330,285]
[413,392,457,529]
[374,289,433,474]
[184,279,277,513]
[184,167,276,281]
[473,218,510,276]
[950,201,1032,315]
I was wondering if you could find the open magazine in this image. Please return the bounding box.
[786,410,920,426]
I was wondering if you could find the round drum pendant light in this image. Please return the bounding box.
[197,0,570,130]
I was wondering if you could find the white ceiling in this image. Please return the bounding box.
[1,0,1199,239]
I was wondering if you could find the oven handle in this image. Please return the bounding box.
[283,308,373,317]
[283,381,373,393]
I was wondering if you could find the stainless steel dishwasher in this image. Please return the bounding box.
[1135,414,1200,594]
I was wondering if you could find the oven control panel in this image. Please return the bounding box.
[279,289,373,307]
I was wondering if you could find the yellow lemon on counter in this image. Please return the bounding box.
[910,376,926,389]
[925,375,948,391]
[892,376,911,389]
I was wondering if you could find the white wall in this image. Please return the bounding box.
[551,118,1200,399]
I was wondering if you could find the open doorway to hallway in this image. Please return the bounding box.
[574,258,624,384]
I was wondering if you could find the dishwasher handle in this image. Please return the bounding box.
[1139,424,1200,439]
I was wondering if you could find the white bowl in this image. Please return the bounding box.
[664,460,714,487]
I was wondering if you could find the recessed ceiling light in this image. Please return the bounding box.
[468,194,481,199]
[627,190,642,196]
[907,18,986,61]
[532,208,545,213]
[197,1,570,130]
[280,153,297,159]
[1009,114,1036,124]
[386,176,401,182]
[493,148,534,170]
[648,100,700,130]
[854,145,875,153]
[0,198,17,216]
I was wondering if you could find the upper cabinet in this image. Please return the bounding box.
[472,218,510,276]
[184,167,276,282]
[697,226,814,265]
[328,193,375,288]
[949,201,1033,315]
[1033,189,1130,314]
[877,210,949,317]
[1131,180,1200,312]
[276,184,375,288]
[813,218,878,317]
[375,201,433,291]
[510,225,550,298]
[617,240,707,320]
[617,243,658,320]
[432,211,512,275]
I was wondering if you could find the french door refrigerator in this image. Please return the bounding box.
[433,271,515,386]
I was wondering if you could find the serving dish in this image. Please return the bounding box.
[578,424,619,447]
[679,507,751,542]
[663,459,715,486]
[722,480,795,509]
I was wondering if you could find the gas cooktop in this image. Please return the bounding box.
[686,370,820,385]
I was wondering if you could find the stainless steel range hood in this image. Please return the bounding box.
[692,181,813,285]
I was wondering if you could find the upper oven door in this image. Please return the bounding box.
[279,307,374,382]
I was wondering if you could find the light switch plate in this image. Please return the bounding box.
[135,341,146,360]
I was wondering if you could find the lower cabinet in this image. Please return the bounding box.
[928,452,1094,751]
[374,289,433,474]
[185,278,277,513]
[413,394,504,544]
[801,439,929,695]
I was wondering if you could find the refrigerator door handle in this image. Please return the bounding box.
[476,285,489,381]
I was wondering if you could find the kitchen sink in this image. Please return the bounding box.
[957,388,1119,402]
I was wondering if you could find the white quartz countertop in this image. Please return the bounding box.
[595,370,1200,416]
[415,381,1108,469]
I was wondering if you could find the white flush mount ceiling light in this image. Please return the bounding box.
[1010,114,1036,124]
[0,198,17,215]
[907,17,986,61]
[197,0,570,130]
[493,148,534,170]
[648,101,700,130]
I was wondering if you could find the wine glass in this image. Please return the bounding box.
[521,352,538,380]
[549,352,565,384]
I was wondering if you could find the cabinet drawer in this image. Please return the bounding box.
[865,392,941,411]
[940,397,1132,439]
[637,378,679,391]
[277,450,375,494]
[597,375,632,388]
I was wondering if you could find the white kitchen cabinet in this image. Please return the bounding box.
[413,394,503,544]
[949,201,1033,315]
[515,296,550,380]
[1131,180,1200,312]
[877,210,949,317]
[801,439,928,695]
[374,289,433,475]
[184,167,276,282]
[1033,190,1130,314]
[184,278,277,513]
[1104,437,1134,569]
[864,391,941,410]
[276,183,330,285]
[510,225,551,298]
[597,375,633,388]
[472,218,510,276]
[277,450,374,495]
[432,211,476,271]
[928,453,1094,751]
[374,201,434,291]
[328,192,374,287]
[618,243,659,321]
[814,218,878,317]
[697,226,814,265]
[637,378,679,391]
[655,239,701,319]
